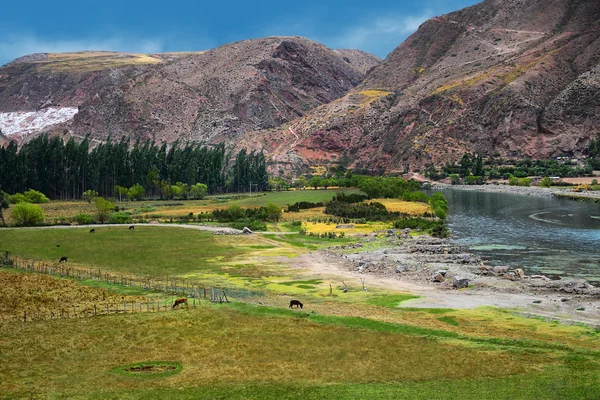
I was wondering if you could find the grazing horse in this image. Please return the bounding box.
[172,298,188,309]
[128,225,135,230]
[89,229,95,233]
[59,256,68,263]
[289,300,303,309]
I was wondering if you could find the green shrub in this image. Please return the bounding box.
[95,197,115,223]
[11,202,45,226]
[75,213,95,224]
[540,177,553,188]
[24,189,49,203]
[393,217,447,238]
[9,193,28,204]
[231,219,267,231]
[108,212,132,224]
[450,174,460,185]
[508,176,531,186]
[429,192,448,220]
[592,179,598,186]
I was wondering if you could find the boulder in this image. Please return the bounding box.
[432,273,445,283]
[514,268,525,279]
[452,277,470,289]
[492,266,510,275]
[395,265,409,273]
[336,224,355,229]
[435,270,447,277]
[242,227,253,234]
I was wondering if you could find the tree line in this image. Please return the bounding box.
[0,136,269,200]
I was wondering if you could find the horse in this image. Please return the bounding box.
[172,298,188,309]
[129,225,135,230]
[58,256,68,263]
[89,229,95,233]
[289,300,303,309]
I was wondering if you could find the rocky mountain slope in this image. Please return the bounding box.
[0,38,380,145]
[244,0,600,173]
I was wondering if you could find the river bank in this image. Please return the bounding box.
[433,183,600,202]
[292,233,600,326]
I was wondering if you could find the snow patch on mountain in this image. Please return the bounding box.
[0,107,78,136]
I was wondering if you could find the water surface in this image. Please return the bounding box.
[440,189,600,284]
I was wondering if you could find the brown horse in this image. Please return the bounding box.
[172,298,188,309]
[289,300,303,309]
[129,225,135,230]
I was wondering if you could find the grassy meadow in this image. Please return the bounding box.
[2,191,600,398]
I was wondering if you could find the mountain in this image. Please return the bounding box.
[244,0,600,174]
[0,37,380,145]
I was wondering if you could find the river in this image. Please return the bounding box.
[439,188,600,284]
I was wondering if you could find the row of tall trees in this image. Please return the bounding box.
[0,136,268,200]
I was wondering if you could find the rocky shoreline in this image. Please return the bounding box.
[310,230,600,325]
[434,183,600,201]
[327,231,600,296]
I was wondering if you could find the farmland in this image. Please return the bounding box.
[1,190,600,399]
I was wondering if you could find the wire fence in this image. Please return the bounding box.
[1,251,230,323]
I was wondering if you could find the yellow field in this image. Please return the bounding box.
[304,221,389,235]
[369,198,432,215]
[0,270,145,321]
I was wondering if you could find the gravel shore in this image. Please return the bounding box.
[433,183,600,201]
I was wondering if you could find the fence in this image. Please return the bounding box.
[1,252,230,323]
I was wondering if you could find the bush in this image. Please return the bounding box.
[9,193,28,204]
[286,201,324,212]
[325,201,392,221]
[108,212,132,224]
[11,202,44,226]
[95,197,115,223]
[393,217,447,238]
[540,177,553,188]
[24,189,49,203]
[230,219,267,231]
[429,192,449,220]
[450,174,460,185]
[508,176,531,186]
[331,193,368,204]
[75,213,96,225]
[592,179,598,186]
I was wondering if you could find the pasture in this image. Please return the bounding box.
[2,224,600,398]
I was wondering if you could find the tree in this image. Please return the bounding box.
[264,203,282,222]
[128,184,145,201]
[11,202,44,226]
[0,190,9,226]
[189,183,208,200]
[294,176,308,189]
[95,197,115,223]
[82,190,98,204]
[310,176,322,190]
[114,185,129,202]
[460,153,472,178]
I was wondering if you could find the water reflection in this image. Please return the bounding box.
[439,189,600,284]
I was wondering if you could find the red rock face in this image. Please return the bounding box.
[0,39,379,146]
[246,0,600,174]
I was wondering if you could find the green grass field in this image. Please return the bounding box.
[2,302,599,399]
[2,226,600,398]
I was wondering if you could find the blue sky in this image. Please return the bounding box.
[0,0,481,66]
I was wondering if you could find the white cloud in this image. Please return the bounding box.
[319,12,433,57]
[0,34,166,65]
